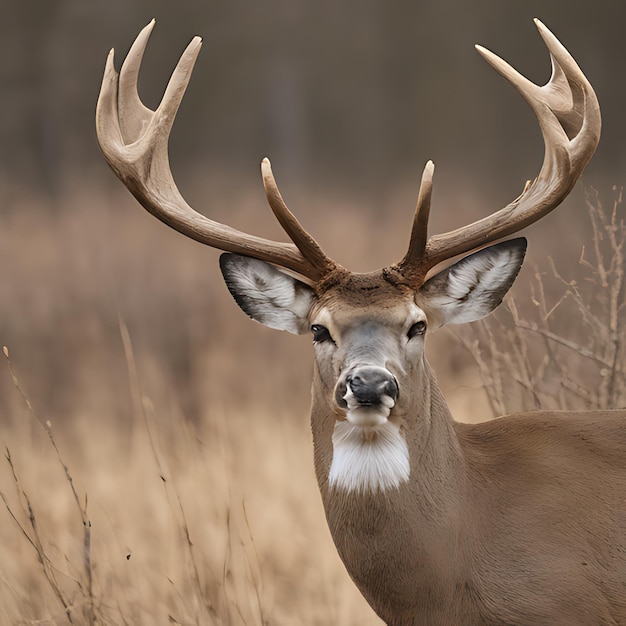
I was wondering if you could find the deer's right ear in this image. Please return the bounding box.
[219,254,316,335]
[418,238,526,328]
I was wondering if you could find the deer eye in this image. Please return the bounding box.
[407,320,427,339]
[311,324,332,343]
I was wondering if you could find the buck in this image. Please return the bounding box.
[96,20,626,625]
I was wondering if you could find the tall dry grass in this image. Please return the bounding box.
[0,177,619,624]
[0,338,377,625]
[0,182,394,624]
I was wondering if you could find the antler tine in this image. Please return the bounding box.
[96,22,330,281]
[403,20,600,278]
[261,159,336,278]
[397,161,435,283]
[117,20,155,142]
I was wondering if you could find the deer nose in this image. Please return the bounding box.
[336,366,399,409]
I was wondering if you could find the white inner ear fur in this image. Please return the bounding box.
[220,255,315,334]
[419,241,525,328]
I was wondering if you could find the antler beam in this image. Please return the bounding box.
[96,20,336,281]
[398,19,601,282]
[97,20,600,288]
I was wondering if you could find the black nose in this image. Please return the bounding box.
[345,367,399,406]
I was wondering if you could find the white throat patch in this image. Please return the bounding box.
[328,421,410,494]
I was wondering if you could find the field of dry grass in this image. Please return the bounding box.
[0,341,378,625]
[0,177,622,624]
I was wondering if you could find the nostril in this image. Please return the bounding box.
[382,378,399,402]
[335,381,348,409]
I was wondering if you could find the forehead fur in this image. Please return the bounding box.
[314,267,416,310]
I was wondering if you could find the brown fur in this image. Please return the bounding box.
[309,277,626,626]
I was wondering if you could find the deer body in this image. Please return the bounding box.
[96,18,626,624]
[305,273,626,625]
[317,403,626,624]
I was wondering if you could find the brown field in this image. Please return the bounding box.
[0,179,623,624]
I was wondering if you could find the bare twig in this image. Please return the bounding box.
[464,186,626,413]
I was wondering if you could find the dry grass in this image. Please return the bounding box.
[0,178,617,624]
[0,338,379,625]
[0,183,389,624]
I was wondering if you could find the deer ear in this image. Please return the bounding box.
[418,238,526,328]
[219,253,315,335]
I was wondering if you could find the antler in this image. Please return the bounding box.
[96,20,337,281]
[97,20,600,287]
[398,19,601,284]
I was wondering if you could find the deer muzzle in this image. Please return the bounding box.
[335,366,399,427]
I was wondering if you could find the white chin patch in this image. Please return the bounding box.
[328,420,410,494]
[345,406,391,427]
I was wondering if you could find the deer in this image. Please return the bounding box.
[96,19,626,625]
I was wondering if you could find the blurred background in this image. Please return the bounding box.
[2,0,626,199]
[0,1,624,623]
[1,0,624,420]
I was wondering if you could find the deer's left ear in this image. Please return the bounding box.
[418,238,526,328]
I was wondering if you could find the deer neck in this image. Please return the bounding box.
[310,361,471,621]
